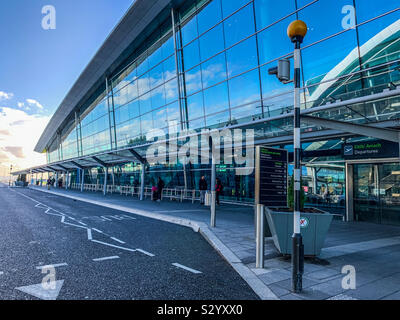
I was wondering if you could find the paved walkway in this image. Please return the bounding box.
[28,185,400,300]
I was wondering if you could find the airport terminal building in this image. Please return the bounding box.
[16,0,400,225]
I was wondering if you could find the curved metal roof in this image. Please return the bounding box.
[34,0,176,153]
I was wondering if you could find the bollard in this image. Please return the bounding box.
[256,204,265,269]
[210,191,216,227]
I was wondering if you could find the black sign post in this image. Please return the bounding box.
[255,146,288,269]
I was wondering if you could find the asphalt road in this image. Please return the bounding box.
[0,184,258,300]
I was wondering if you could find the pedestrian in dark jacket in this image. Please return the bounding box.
[199,176,207,204]
[157,177,165,202]
[215,178,223,205]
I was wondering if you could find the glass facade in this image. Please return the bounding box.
[43,0,400,218]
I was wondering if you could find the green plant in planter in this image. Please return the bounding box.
[287,175,306,211]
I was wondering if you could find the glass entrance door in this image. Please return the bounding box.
[354,163,400,225]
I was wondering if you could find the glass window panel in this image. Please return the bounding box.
[257,15,294,65]
[206,110,230,127]
[228,69,261,108]
[138,74,151,97]
[226,36,258,77]
[302,30,360,106]
[151,86,166,110]
[355,0,399,23]
[162,37,174,57]
[187,91,205,121]
[223,3,255,48]
[153,107,168,130]
[147,46,163,69]
[137,56,149,77]
[149,63,164,89]
[201,52,227,88]
[185,66,203,96]
[183,39,201,70]
[197,0,222,35]
[139,92,152,115]
[166,101,181,124]
[357,13,400,66]
[141,112,154,134]
[203,81,230,116]
[165,79,179,104]
[181,16,199,46]
[163,56,177,81]
[254,0,296,31]
[199,24,225,61]
[128,100,140,119]
[231,102,260,124]
[221,0,250,19]
[298,0,354,44]
[189,117,206,130]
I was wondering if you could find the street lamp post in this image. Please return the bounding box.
[9,165,13,187]
[287,20,307,293]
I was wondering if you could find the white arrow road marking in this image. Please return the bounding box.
[12,190,155,258]
[36,263,68,270]
[16,280,64,300]
[93,256,120,262]
[0,272,4,275]
[172,263,202,274]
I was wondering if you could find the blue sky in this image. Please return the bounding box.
[0,0,133,115]
[0,0,133,173]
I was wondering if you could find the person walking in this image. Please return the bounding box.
[157,177,165,202]
[199,176,208,205]
[215,178,223,206]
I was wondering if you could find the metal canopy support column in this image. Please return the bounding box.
[80,169,85,192]
[40,172,43,187]
[302,115,400,143]
[65,171,69,190]
[103,167,108,196]
[210,143,217,228]
[140,163,145,201]
[55,172,59,189]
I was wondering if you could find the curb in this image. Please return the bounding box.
[29,187,278,300]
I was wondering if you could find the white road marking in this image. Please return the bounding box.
[156,210,205,213]
[110,237,125,244]
[100,216,112,221]
[91,239,137,252]
[36,263,68,270]
[172,263,202,274]
[136,249,155,257]
[92,256,120,262]
[12,190,153,258]
[87,229,93,240]
[0,272,4,275]
[16,280,64,300]
[92,228,103,234]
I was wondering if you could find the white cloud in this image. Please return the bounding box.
[0,107,50,171]
[26,98,44,110]
[0,91,13,101]
[18,102,24,108]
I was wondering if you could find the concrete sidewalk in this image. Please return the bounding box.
[28,185,400,300]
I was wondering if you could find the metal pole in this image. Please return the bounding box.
[140,163,145,201]
[40,172,43,187]
[55,172,59,189]
[80,168,85,192]
[256,204,265,268]
[65,171,68,190]
[210,147,217,228]
[103,167,108,196]
[288,20,307,294]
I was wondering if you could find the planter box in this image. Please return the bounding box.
[265,207,334,257]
